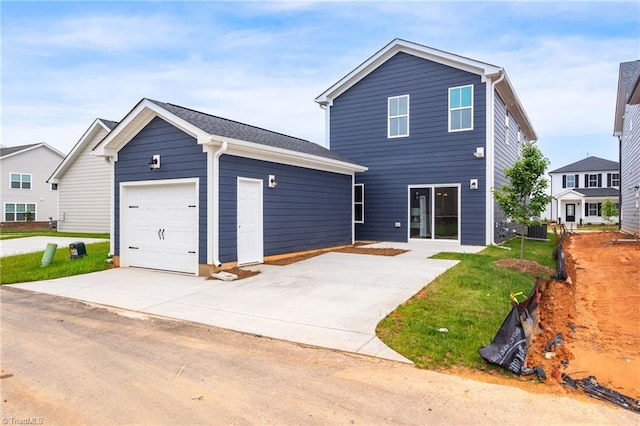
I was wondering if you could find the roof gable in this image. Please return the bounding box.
[93,98,366,175]
[48,118,116,182]
[0,142,65,160]
[550,156,619,174]
[314,38,536,141]
[613,59,640,134]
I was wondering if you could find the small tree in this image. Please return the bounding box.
[493,143,552,259]
[601,199,619,225]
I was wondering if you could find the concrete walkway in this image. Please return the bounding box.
[11,241,483,363]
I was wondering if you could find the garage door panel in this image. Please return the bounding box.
[121,181,198,274]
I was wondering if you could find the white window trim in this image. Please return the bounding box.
[10,172,32,190]
[611,173,620,187]
[566,175,575,188]
[588,174,598,188]
[4,202,37,221]
[354,183,364,224]
[387,95,410,138]
[448,85,474,132]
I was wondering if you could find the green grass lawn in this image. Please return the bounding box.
[376,236,556,370]
[0,230,110,240]
[1,241,111,284]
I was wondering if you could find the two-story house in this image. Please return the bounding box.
[614,60,640,237]
[1,143,65,225]
[315,39,537,246]
[549,156,620,225]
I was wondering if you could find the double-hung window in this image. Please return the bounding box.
[10,173,31,189]
[388,95,409,138]
[565,175,575,188]
[611,173,620,187]
[449,85,473,131]
[354,184,364,223]
[4,203,36,221]
[588,174,599,187]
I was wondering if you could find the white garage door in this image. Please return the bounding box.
[120,180,198,274]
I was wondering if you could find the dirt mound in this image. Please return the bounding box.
[494,258,554,277]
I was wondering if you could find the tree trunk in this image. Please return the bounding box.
[520,234,525,260]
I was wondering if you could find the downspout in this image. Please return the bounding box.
[489,71,506,246]
[319,103,330,149]
[208,141,228,267]
[106,156,115,256]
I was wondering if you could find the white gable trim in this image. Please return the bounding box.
[555,189,585,200]
[1,143,65,161]
[93,99,210,158]
[48,119,112,183]
[93,98,367,175]
[315,38,502,106]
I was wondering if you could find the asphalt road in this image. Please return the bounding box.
[1,287,635,425]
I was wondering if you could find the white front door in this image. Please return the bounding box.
[237,178,263,265]
[121,180,198,274]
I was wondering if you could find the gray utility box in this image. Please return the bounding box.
[527,223,548,239]
[69,242,87,259]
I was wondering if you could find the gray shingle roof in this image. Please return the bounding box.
[99,119,118,130]
[620,60,640,103]
[0,143,41,158]
[574,188,619,198]
[146,99,357,165]
[550,156,619,173]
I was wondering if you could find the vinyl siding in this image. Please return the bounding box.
[621,103,640,235]
[1,146,64,221]
[219,155,352,263]
[57,128,111,233]
[329,52,487,245]
[114,117,207,263]
[493,92,526,241]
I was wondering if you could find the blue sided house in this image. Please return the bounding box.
[315,39,537,246]
[93,98,366,275]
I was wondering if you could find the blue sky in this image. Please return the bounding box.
[2,0,639,173]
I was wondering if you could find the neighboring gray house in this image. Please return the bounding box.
[614,59,640,237]
[548,156,620,225]
[48,118,118,233]
[1,143,65,223]
[93,98,366,275]
[315,39,537,246]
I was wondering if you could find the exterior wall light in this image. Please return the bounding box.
[148,155,160,170]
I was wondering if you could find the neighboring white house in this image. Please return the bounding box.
[549,156,620,225]
[47,118,117,233]
[613,59,640,237]
[1,143,65,223]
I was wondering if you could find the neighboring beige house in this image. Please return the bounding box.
[614,59,640,237]
[1,143,65,223]
[48,118,117,233]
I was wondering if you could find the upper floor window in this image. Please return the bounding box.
[565,174,575,188]
[588,174,599,188]
[611,173,620,187]
[449,85,473,131]
[388,95,409,138]
[51,183,59,191]
[10,173,31,189]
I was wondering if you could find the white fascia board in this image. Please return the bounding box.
[93,99,209,157]
[49,119,110,182]
[494,72,537,142]
[206,136,367,175]
[555,189,584,199]
[315,38,501,105]
[1,143,65,161]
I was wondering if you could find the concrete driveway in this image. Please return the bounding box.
[11,241,483,362]
[1,236,109,257]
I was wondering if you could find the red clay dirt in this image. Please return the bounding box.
[450,232,639,403]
